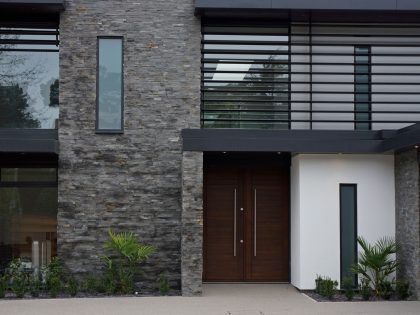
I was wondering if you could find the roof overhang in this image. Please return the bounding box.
[195,0,420,23]
[0,129,59,154]
[0,0,64,27]
[182,125,420,154]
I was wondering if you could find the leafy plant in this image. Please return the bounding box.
[48,276,61,298]
[0,274,8,298]
[29,276,42,298]
[103,229,155,294]
[359,278,372,301]
[101,257,117,295]
[158,272,170,295]
[380,280,393,300]
[8,259,28,298]
[82,275,97,295]
[351,236,399,296]
[315,276,338,299]
[314,275,322,294]
[67,277,79,297]
[101,274,117,295]
[44,257,62,290]
[395,280,411,300]
[119,270,134,295]
[342,276,354,301]
[105,229,155,268]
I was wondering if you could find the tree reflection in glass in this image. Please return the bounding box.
[0,29,59,129]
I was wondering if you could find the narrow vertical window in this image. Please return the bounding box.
[354,46,371,130]
[340,184,358,287]
[97,37,123,132]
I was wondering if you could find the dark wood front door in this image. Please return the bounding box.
[203,158,290,282]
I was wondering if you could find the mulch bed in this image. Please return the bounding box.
[303,291,404,302]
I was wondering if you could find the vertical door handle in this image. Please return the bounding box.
[234,188,237,257]
[254,189,257,257]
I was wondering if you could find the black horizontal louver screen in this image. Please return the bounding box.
[201,23,290,129]
[201,21,420,130]
[0,28,59,52]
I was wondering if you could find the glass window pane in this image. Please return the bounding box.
[340,185,357,287]
[0,187,57,271]
[1,168,56,182]
[0,28,59,129]
[355,46,371,130]
[97,38,123,131]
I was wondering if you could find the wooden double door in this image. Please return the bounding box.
[204,163,290,282]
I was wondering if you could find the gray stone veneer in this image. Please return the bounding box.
[181,151,203,296]
[395,148,420,299]
[58,0,201,293]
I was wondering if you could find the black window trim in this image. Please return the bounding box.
[96,35,124,134]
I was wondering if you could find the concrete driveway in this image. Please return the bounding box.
[0,284,419,315]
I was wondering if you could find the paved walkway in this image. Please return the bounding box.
[0,284,419,315]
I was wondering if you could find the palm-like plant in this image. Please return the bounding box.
[351,236,399,296]
[104,229,155,294]
[105,229,155,266]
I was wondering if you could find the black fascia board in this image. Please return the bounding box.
[0,129,58,154]
[0,0,64,8]
[381,124,420,152]
[195,0,420,13]
[181,129,391,154]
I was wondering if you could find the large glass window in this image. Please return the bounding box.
[201,24,290,129]
[340,184,358,287]
[0,168,57,273]
[0,28,59,129]
[97,37,123,132]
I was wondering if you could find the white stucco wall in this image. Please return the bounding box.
[290,154,396,290]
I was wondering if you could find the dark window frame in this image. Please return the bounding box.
[339,183,358,288]
[354,45,372,131]
[96,36,124,134]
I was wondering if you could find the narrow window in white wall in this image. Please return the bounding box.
[354,46,371,130]
[340,184,358,287]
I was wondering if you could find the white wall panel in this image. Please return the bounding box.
[290,154,396,289]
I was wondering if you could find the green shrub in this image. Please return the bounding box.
[103,229,155,295]
[67,277,78,297]
[314,276,338,299]
[42,257,62,298]
[48,276,61,298]
[395,280,411,300]
[119,270,134,295]
[29,277,42,298]
[342,277,354,301]
[8,259,28,298]
[314,275,322,294]
[82,275,98,295]
[359,278,372,301]
[158,273,170,295]
[0,274,8,298]
[351,236,398,297]
[380,280,393,300]
[102,276,117,295]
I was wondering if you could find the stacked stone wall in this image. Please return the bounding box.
[58,0,201,293]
